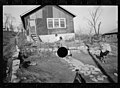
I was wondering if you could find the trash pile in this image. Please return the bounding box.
[61,57,107,82]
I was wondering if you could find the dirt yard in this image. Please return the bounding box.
[16,42,117,83]
[3,31,117,83]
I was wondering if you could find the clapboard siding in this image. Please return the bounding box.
[35,18,47,35]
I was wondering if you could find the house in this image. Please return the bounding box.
[101,28,118,43]
[20,5,75,43]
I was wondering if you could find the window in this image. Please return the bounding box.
[47,18,66,29]
[60,19,65,27]
[54,19,59,28]
[48,19,53,28]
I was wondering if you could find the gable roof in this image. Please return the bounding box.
[20,5,76,18]
[108,28,118,33]
[102,28,118,35]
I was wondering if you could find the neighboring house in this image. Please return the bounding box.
[20,5,75,43]
[101,28,118,43]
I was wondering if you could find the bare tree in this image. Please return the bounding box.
[10,16,16,31]
[17,22,25,33]
[4,13,16,31]
[87,7,102,37]
[4,13,11,31]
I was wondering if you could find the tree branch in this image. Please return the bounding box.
[98,22,101,35]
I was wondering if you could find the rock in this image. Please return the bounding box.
[21,77,27,80]
[12,52,19,58]
[79,70,85,74]
[114,73,118,76]
[91,71,99,75]
[12,70,17,74]
[11,74,17,81]
[30,62,37,66]
[84,71,91,76]
[12,66,19,71]
[102,75,107,78]
[97,76,104,81]
[12,60,20,66]
[94,67,101,72]
[89,75,94,78]
[89,67,95,72]
[72,69,76,72]
[82,67,89,71]
[12,78,20,83]
[91,77,98,82]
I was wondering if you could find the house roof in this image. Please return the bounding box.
[20,5,76,29]
[20,5,76,18]
[102,28,118,35]
[108,28,118,33]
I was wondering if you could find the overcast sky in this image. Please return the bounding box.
[3,5,118,34]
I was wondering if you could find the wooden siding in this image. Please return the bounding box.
[102,34,117,43]
[35,18,47,35]
[35,6,53,35]
[47,6,74,34]
[30,9,42,19]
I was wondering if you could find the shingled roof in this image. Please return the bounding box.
[20,5,76,18]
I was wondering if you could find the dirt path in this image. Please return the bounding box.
[70,49,117,83]
[59,54,109,83]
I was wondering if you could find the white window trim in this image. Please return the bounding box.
[47,18,66,29]
[60,18,66,28]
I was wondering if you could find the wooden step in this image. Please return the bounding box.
[31,34,42,42]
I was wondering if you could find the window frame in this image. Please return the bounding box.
[47,18,66,29]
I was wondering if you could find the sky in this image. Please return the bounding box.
[3,5,118,34]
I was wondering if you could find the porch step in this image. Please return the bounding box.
[31,34,42,42]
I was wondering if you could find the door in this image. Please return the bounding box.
[29,19,36,34]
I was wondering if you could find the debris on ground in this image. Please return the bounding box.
[58,56,108,82]
[114,73,118,76]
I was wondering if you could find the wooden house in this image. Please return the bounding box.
[20,5,75,43]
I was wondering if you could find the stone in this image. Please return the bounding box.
[82,67,89,71]
[114,73,118,76]
[30,62,37,66]
[12,66,19,71]
[84,71,91,76]
[102,75,107,78]
[91,71,99,75]
[94,68,101,72]
[12,78,20,83]
[79,70,85,74]
[89,67,95,72]
[11,74,17,80]
[12,60,20,66]
[89,75,94,78]
[97,76,104,81]
[72,69,76,72]
[12,52,19,58]
[91,77,98,82]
